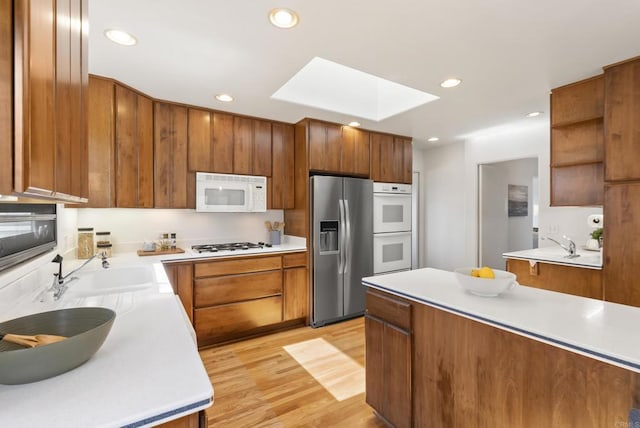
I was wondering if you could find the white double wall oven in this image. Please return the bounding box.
[373,182,412,274]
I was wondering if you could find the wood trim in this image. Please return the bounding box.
[0,0,11,194]
[296,116,412,141]
[550,74,606,91]
[550,115,603,129]
[603,54,640,71]
[549,160,604,168]
[89,73,294,127]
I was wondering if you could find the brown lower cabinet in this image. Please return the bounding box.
[365,289,412,428]
[164,251,308,348]
[603,183,640,307]
[366,287,639,426]
[505,258,603,299]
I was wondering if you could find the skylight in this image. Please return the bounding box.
[272,57,439,121]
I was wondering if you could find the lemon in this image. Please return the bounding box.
[478,266,495,279]
[470,269,480,277]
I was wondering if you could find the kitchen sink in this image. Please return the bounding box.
[66,266,155,298]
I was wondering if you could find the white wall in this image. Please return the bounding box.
[73,208,285,252]
[419,141,468,271]
[418,121,603,270]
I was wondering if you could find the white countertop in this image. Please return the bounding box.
[503,246,603,270]
[363,268,640,374]
[0,242,308,427]
[0,257,213,428]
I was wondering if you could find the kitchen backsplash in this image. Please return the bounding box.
[71,208,286,252]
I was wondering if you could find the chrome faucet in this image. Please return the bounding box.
[543,235,579,259]
[50,252,109,300]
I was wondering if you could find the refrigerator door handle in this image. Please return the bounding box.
[344,199,351,274]
[338,199,346,274]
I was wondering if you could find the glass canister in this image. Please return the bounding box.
[96,242,113,258]
[77,227,94,259]
[96,231,111,246]
[96,231,112,257]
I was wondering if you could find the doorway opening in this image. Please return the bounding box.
[478,157,538,269]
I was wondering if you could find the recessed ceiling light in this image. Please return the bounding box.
[526,111,543,118]
[440,78,461,88]
[104,29,137,46]
[427,137,439,142]
[348,121,361,127]
[215,94,234,102]
[269,8,299,29]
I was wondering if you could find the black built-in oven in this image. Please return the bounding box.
[0,204,57,272]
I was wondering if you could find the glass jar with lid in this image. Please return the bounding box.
[77,228,94,259]
[96,231,111,246]
[96,242,113,258]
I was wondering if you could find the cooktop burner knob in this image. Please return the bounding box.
[258,242,265,246]
[265,243,272,248]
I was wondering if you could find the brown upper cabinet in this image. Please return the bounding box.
[85,76,154,208]
[550,75,604,206]
[115,85,154,207]
[308,120,343,173]
[187,112,273,177]
[604,57,640,182]
[2,0,89,202]
[232,117,273,176]
[85,76,115,207]
[186,109,237,175]
[84,75,295,209]
[154,102,189,208]
[307,119,372,177]
[341,126,371,176]
[371,133,412,184]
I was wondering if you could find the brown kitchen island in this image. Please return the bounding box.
[363,268,640,427]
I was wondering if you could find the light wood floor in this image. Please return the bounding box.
[199,317,386,427]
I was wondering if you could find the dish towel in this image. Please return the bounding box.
[629,408,640,426]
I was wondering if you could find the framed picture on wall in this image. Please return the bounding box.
[508,184,528,217]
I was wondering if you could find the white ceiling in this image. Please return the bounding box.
[89,0,640,149]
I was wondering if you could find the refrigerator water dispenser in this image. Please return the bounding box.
[319,221,339,254]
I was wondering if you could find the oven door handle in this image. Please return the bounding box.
[338,199,346,274]
[373,193,412,197]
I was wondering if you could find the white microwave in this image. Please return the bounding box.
[195,172,267,212]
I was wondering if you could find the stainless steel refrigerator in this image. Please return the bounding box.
[310,176,373,327]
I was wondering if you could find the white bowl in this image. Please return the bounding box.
[454,268,519,297]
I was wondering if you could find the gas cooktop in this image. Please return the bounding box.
[191,242,272,253]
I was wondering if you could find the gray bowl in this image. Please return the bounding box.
[0,307,115,385]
